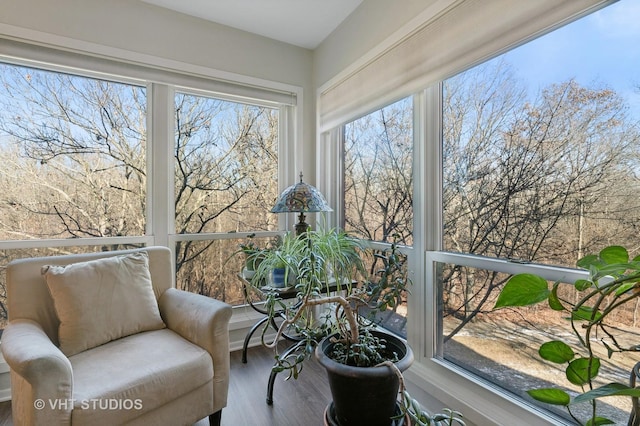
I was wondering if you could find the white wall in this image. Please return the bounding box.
[0,0,311,85]
[313,0,447,89]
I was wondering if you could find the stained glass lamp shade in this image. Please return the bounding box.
[271,173,333,236]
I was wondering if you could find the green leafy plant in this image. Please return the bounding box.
[494,245,640,425]
[401,399,466,426]
[255,231,414,371]
[242,229,363,376]
[330,328,395,367]
[248,229,464,425]
[252,229,367,361]
[229,233,267,272]
[382,359,466,425]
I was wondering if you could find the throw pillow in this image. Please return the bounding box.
[42,251,166,356]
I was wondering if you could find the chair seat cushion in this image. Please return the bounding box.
[69,328,213,425]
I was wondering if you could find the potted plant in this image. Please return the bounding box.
[494,245,640,425]
[270,257,290,288]
[233,233,267,280]
[248,229,464,426]
[250,234,303,289]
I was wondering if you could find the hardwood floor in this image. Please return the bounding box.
[0,401,9,426]
[223,342,331,426]
[0,343,332,426]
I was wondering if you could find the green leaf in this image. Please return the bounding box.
[539,341,574,364]
[615,282,637,296]
[592,263,637,280]
[577,254,601,269]
[566,357,600,386]
[572,306,602,323]
[573,383,640,404]
[574,279,593,291]
[548,283,565,311]
[527,388,570,406]
[585,417,615,426]
[599,246,628,264]
[494,274,550,309]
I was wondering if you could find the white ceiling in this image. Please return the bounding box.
[140,0,363,49]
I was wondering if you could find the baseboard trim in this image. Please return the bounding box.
[0,387,10,403]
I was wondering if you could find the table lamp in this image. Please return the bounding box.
[271,172,333,236]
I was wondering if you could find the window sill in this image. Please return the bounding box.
[404,358,572,426]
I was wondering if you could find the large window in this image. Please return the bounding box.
[0,63,148,328]
[343,97,413,245]
[173,92,279,234]
[173,91,280,305]
[438,0,640,423]
[0,54,297,327]
[341,97,413,337]
[320,0,640,424]
[0,64,147,240]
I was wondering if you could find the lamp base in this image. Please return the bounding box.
[295,212,309,236]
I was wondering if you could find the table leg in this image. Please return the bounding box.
[266,340,306,405]
[242,315,271,364]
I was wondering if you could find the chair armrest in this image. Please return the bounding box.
[1,319,73,424]
[158,288,232,409]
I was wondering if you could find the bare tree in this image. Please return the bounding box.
[344,98,413,244]
[442,61,640,338]
[173,93,278,297]
[0,67,147,240]
[0,63,279,314]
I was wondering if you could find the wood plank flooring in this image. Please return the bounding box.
[223,342,331,426]
[0,343,332,426]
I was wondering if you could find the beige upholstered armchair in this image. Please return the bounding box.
[1,246,232,426]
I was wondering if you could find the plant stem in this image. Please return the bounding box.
[264,294,361,348]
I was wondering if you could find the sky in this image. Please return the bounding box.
[501,0,640,119]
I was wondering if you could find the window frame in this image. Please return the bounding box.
[412,252,586,425]
[318,67,580,426]
[317,0,630,422]
[0,43,303,306]
[411,82,578,426]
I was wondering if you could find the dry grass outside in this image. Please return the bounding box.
[443,315,638,424]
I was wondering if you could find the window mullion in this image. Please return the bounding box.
[148,83,175,248]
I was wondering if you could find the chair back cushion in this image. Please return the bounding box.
[42,252,166,356]
[6,246,173,346]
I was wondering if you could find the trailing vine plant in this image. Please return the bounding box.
[494,245,640,425]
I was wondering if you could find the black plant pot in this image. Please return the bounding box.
[315,329,414,426]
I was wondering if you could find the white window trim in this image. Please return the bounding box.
[0,46,304,376]
[316,0,625,422]
[0,24,298,105]
[0,38,304,341]
[409,84,570,425]
[316,128,343,230]
[409,252,589,425]
[316,79,585,426]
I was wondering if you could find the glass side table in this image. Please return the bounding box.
[237,274,342,404]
